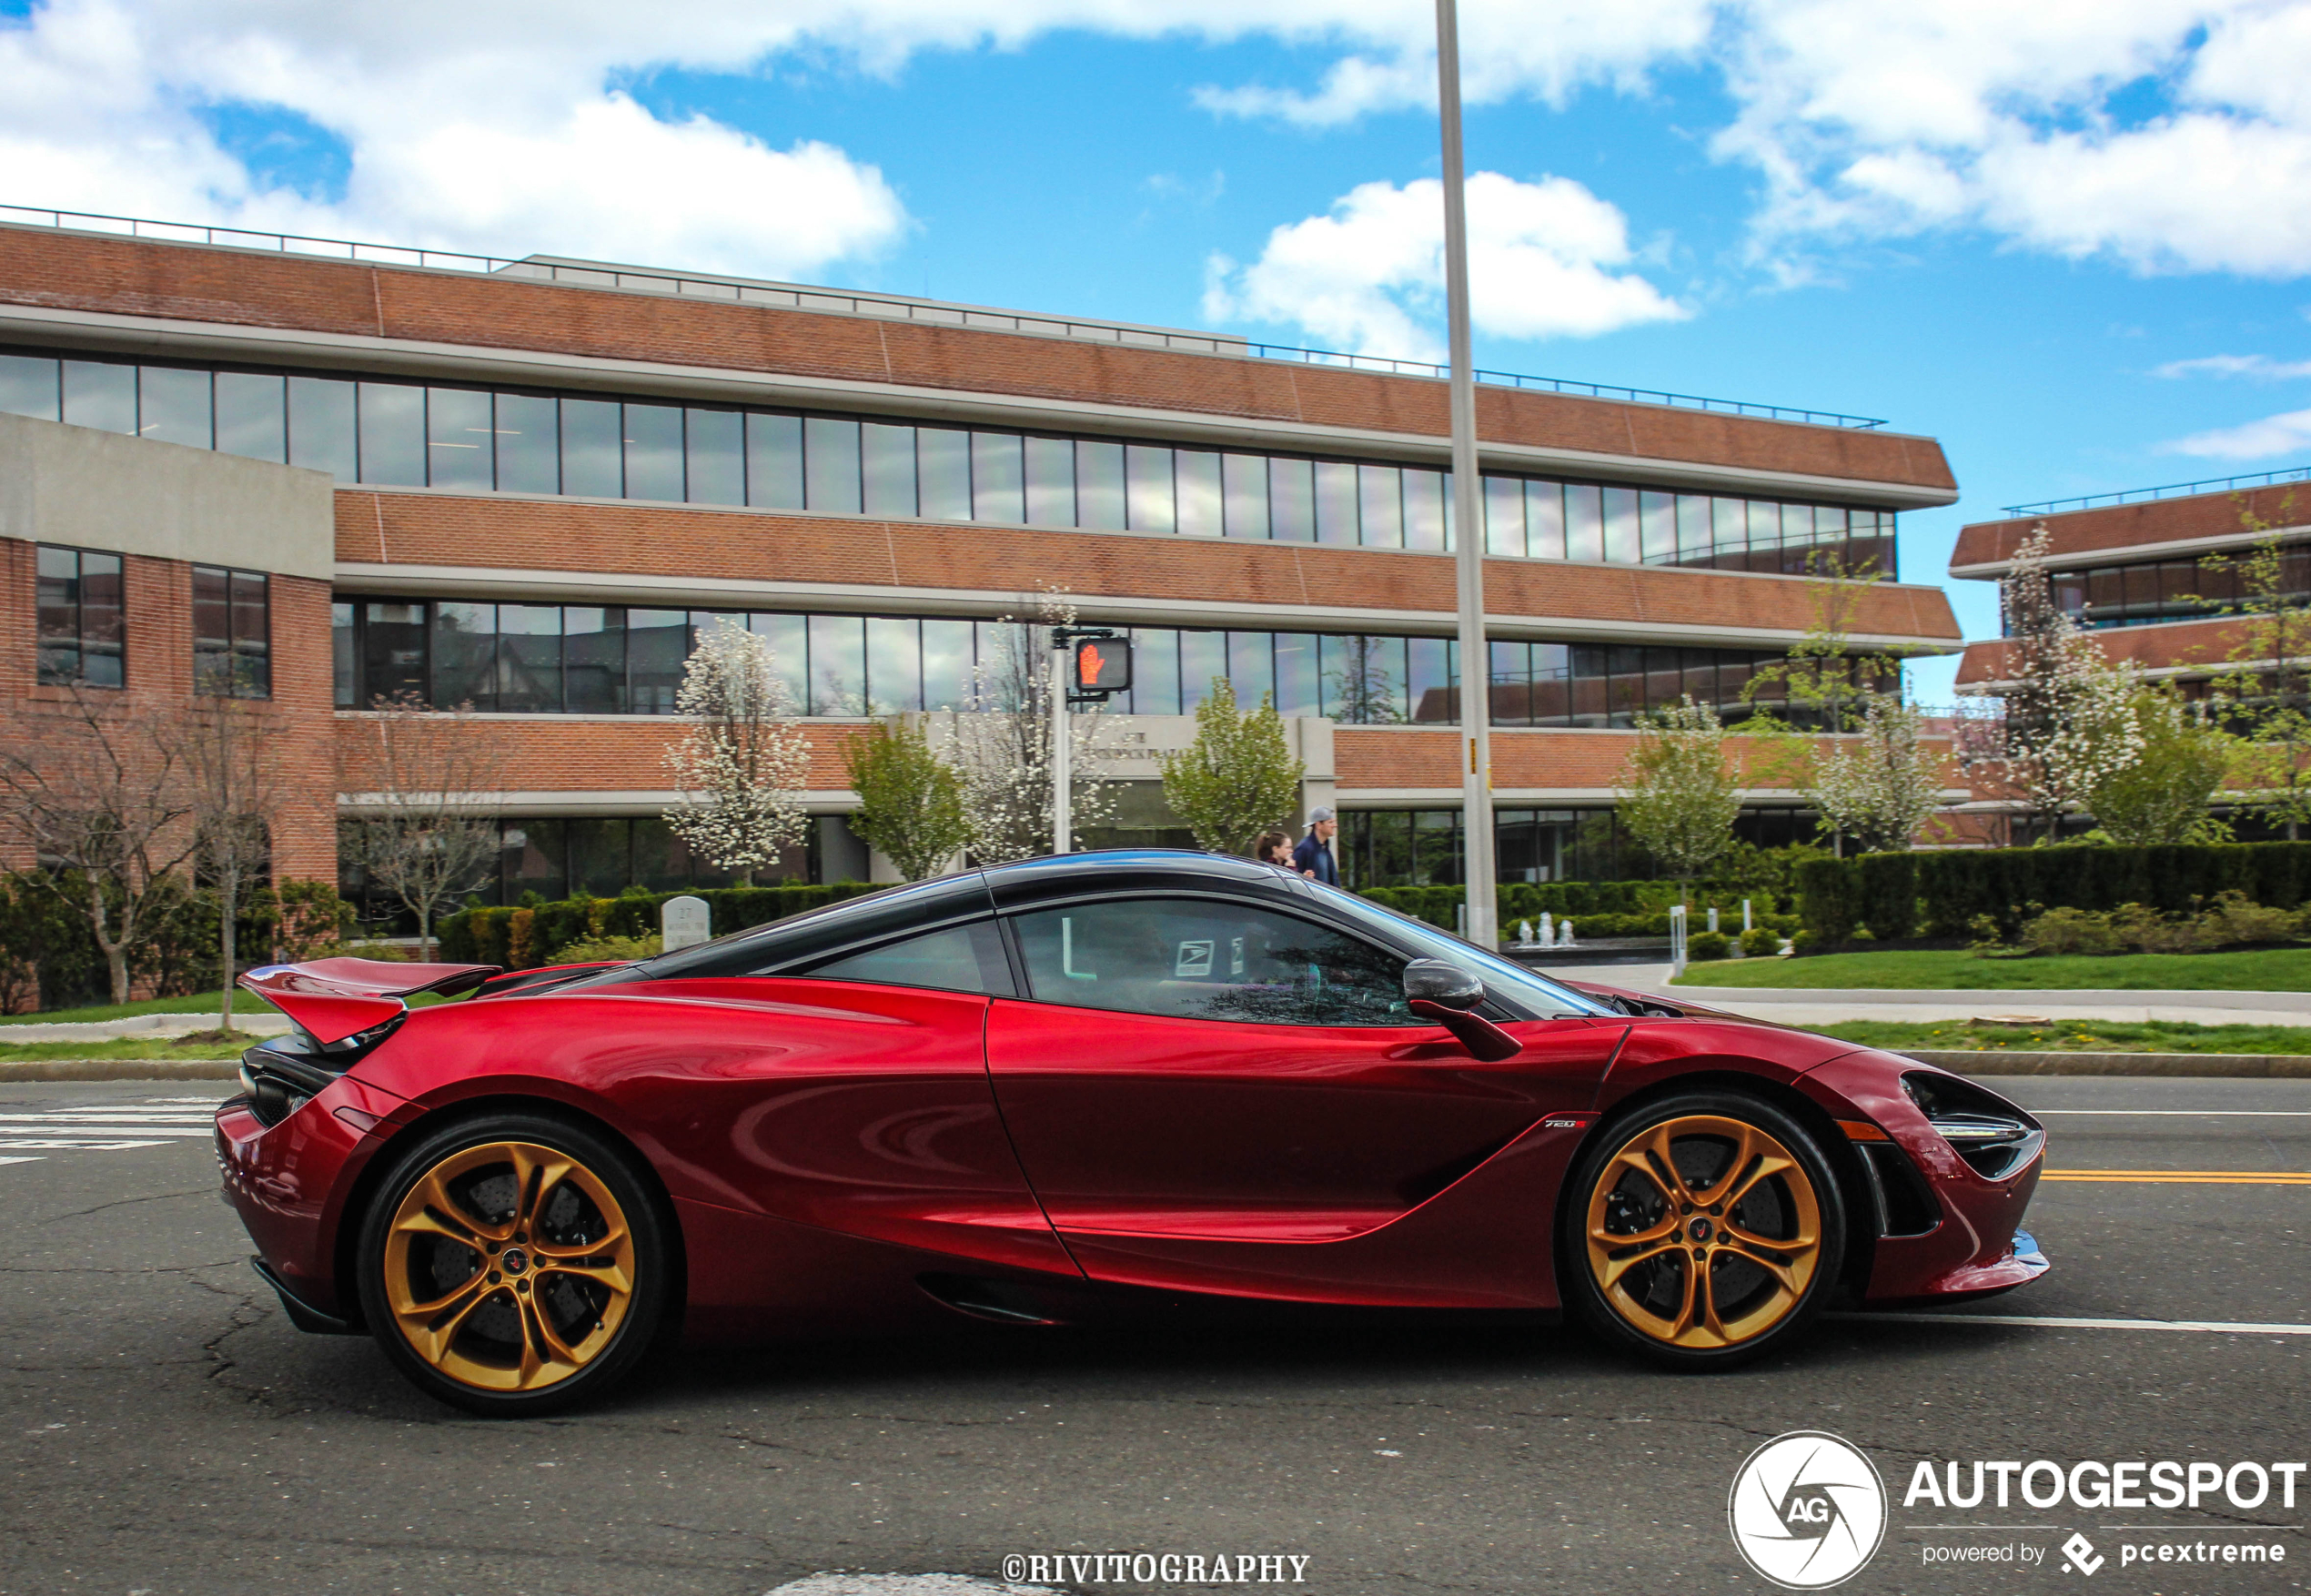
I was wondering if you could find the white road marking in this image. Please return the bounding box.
[0,1156,44,1167]
[0,1101,220,1156]
[0,1138,167,1151]
[1839,1311,2311,1336]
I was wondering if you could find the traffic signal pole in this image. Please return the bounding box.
[1437,0,1497,947]
[1051,639,1073,854]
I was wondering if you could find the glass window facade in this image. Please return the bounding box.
[0,347,1895,576]
[338,815,825,924]
[1344,805,1826,888]
[35,544,125,687]
[333,595,1820,730]
[192,565,269,698]
[2018,547,2311,631]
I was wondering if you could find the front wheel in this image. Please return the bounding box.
[355,1112,670,1416]
[1562,1091,1845,1369]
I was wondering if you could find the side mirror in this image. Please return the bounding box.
[1403,959,1521,1062]
[1403,958,1483,1010]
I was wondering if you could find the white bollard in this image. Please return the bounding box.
[1670,904,1689,974]
[1743,898,1753,933]
[1707,906,1719,934]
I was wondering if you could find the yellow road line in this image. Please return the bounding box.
[2042,1169,2311,1184]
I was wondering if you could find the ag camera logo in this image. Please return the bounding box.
[1728,1431,1888,1589]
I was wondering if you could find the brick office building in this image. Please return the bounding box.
[1950,471,2311,843]
[0,212,1963,910]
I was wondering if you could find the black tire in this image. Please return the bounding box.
[1561,1090,1845,1370]
[355,1110,670,1416]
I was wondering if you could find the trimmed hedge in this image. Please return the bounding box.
[1794,842,2311,942]
[1358,882,1794,941]
[438,882,884,970]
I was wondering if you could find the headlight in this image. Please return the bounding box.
[1902,1072,2044,1182]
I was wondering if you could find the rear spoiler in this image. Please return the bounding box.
[238,956,502,1046]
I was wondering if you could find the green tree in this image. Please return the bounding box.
[1616,698,1742,901]
[1160,678,1307,856]
[844,721,972,882]
[2202,509,2311,837]
[2084,685,2231,846]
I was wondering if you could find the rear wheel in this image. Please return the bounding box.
[1562,1091,1843,1369]
[355,1112,668,1416]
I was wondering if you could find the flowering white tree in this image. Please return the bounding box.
[948,591,1120,863]
[663,620,812,886]
[1805,696,1947,855]
[1989,527,2144,842]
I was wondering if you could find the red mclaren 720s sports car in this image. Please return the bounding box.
[217,851,2047,1415]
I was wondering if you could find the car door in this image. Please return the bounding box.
[983,894,1622,1297]
[591,915,1075,1278]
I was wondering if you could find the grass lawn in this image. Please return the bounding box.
[1671,946,2311,991]
[3,989,454,1027]
[1811,1018,2311,1055]
[0,1035,255,1062]
[0,989,273,1025]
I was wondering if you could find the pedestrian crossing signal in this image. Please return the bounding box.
[1073,638,1131,697]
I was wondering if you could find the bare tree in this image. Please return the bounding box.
[182,691,286,1035]
[0,691,201,1005]
[345,692,505,961]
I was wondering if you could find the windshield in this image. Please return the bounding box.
[1307,881,1615,1018]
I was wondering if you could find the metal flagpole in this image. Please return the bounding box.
[1435,0,1496,948]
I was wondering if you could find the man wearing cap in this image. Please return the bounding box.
[1293,808,1340,886]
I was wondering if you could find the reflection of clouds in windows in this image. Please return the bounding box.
[0,348,1892,575]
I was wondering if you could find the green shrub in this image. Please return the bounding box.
[1738,926,1780,957]
[1687,930,1732,961]
[434,883,887,970]
[2019,906,2122,957]
[330,940,411,963]
[1790,928,1820,955]
[552,934,661,965]
[1853,853,1919,940]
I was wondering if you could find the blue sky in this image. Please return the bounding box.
[9,2,2311,700]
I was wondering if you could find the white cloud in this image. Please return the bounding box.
[0,0,916,278]
[16,0,2311,298]
[2163,408,2311,459]
[1204,172,1688,359]
[2155,353,2311,380]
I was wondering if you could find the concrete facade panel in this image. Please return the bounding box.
[0,412,337,581]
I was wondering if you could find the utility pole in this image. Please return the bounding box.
[1436,0,1496,947]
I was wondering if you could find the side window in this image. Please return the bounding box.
[800,921,1012,996]
[1009,898,1412,1025]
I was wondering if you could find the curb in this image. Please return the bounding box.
[1903,1050,2311,1078]
[0,1060,240,1082]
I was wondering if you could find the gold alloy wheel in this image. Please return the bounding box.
[1583,1114,1822,1349]
[380,1140,636,1392]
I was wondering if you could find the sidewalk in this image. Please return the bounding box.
[1534,963,2311,1027]
[0,1011,292,1044]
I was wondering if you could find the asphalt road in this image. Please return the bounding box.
[2,1077,2306,1596]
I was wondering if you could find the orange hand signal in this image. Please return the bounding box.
[1079,643,1106,685]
